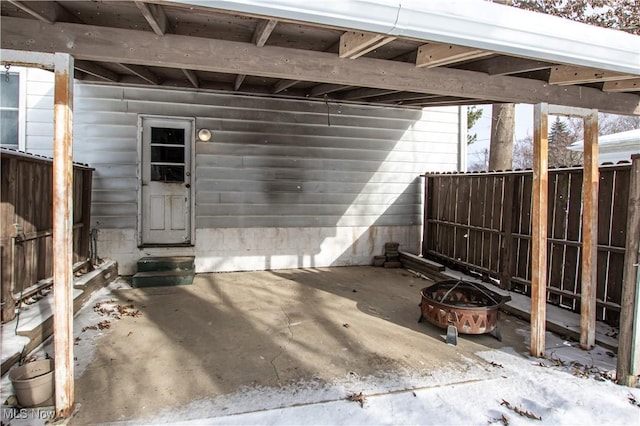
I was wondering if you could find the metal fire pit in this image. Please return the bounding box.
[419,279,511,342]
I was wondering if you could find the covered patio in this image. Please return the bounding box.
[1,0,639,420]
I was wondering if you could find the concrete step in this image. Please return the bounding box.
[137,256,195,273]
[132,270,194,288]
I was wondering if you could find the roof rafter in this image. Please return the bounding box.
[467,56,554,76]
[7,0,81,25]
[252,19,278,47]
[273,79,299,94]
[603,79,640,93]
[118,63,160,85]
[416,43,492,68]
[134,1,168,36]
[182,69,199,88]
[549,65,637,85]
[235,18,278,91]
[309,84,352,97]
[339,31,395,59]
[2,17,638,115]
[75,60,119,82]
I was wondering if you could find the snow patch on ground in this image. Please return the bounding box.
[3,277,639,426]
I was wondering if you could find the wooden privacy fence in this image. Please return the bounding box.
[0,149,94,323]
[423,162,635,326]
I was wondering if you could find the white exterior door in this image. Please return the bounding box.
[140,117,193,245]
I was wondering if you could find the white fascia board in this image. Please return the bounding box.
[166,0,640,75]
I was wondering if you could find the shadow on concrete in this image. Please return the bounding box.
[72,266,530,423]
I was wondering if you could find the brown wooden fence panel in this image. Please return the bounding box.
[1,150,94,323]
[423,163,632,326]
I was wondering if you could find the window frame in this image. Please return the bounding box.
[0,67,27,150]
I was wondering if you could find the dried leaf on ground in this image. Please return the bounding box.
[500,399,541,421]
[94,301,141,319]
[82,319,111,332]
[490,361,504,368]
[488,414,509,425]
[347,392,367,408]
[628,394,640,408]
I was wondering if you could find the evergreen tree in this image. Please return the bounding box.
[548,117,582,167]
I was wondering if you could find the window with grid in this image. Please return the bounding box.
[1,73,19,149]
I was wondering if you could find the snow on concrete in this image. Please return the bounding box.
[1,277,132,407]
[2,276,639,426]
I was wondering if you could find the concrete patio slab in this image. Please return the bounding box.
[71,266,533,424]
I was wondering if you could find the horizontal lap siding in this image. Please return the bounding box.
[23,80,461,230]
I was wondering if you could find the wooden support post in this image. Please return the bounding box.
[531,103,549,357]
[580,111,599,350]
[617,153,640,387]
[53,52,75,418]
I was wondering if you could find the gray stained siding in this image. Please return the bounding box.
[23,77,461,230]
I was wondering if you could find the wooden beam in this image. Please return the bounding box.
[0,49,55,68]
[339,88,401,100]
[118,63,160,85]
[547,105,594,118]
[2,18,640,115]
[416,43,492,68]
[549,65,637,85]
[603,79,640,92]
[52,52,75,419]
[531,102,549,358]
[399,96,470,106]
[309,83,351,97]
[75,60,118,82]
[339,31,395,59]
[182,69,199,88]
[7,1,81,25]
[580,110,599,350]
[617,153,640,387]
[367,92,439,103]
[252,19,278,47]
[273,79,299,94]
[467,56,553,75]
[134,1,168,36]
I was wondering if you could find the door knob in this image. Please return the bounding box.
[185,184,191,188]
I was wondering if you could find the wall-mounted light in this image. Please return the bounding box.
[197,128,212,142]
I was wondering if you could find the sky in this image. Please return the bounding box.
[467,104,534,168]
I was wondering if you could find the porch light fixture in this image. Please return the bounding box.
[197,128,212,142]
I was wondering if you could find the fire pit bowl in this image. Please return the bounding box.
[419,279,511,340]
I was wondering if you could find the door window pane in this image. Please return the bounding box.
[151,146,184,163]
[151,165,184,182]
[151,127,185,145]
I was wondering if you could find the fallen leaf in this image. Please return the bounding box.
[343,323,351,328]
[347,392,366,408]
[501,399,541,421]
